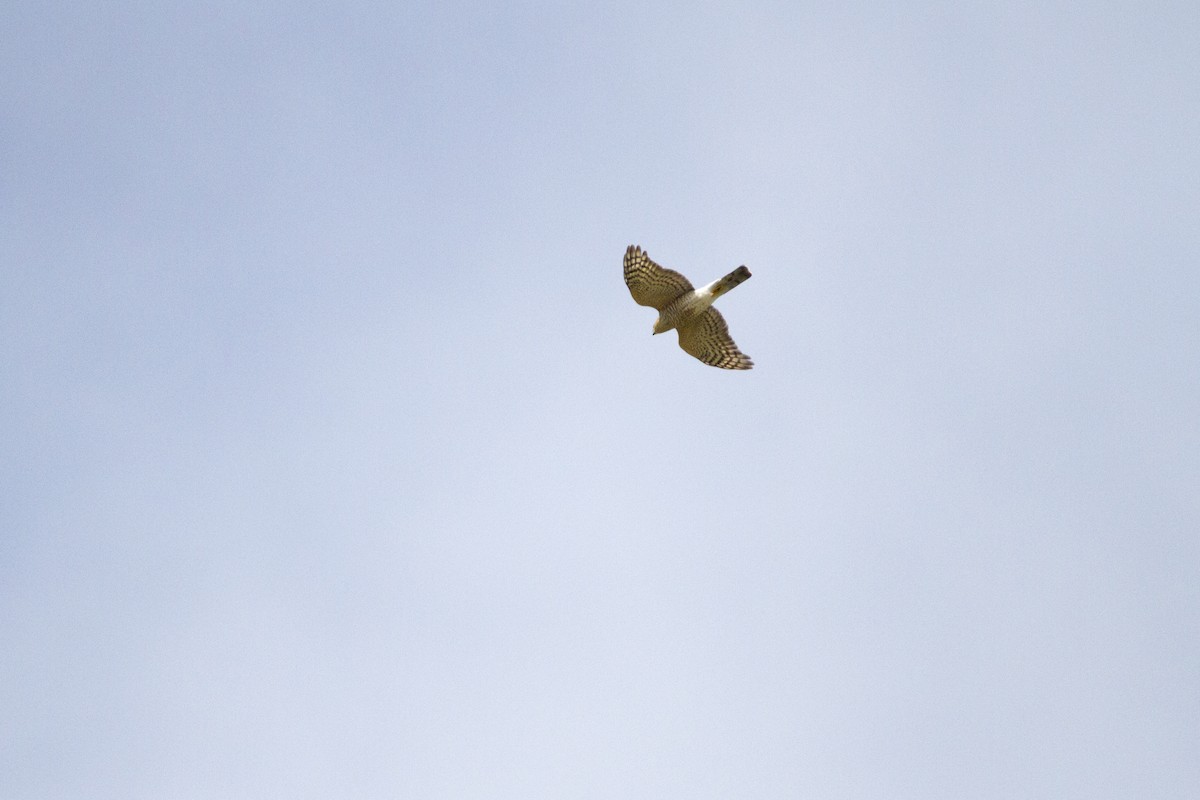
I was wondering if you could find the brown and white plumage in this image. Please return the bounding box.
[623,245,754,370]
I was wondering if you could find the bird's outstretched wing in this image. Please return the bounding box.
[623,245,694,310]
[677,307,753,370]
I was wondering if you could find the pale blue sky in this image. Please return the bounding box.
[3,2,1198,797]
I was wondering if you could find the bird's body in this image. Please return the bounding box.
[652,266,753,334]
[623,245,754,370]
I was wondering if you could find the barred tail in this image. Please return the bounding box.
[710,265,751,299]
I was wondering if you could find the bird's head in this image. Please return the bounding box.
[652,318,671,335]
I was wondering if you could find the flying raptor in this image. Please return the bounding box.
[623,245,754,370]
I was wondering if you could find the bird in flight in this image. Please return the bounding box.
[622,245,754,370]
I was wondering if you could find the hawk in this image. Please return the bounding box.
[623,244,754,370]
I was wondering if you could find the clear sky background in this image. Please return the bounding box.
[3,2,1198,797]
